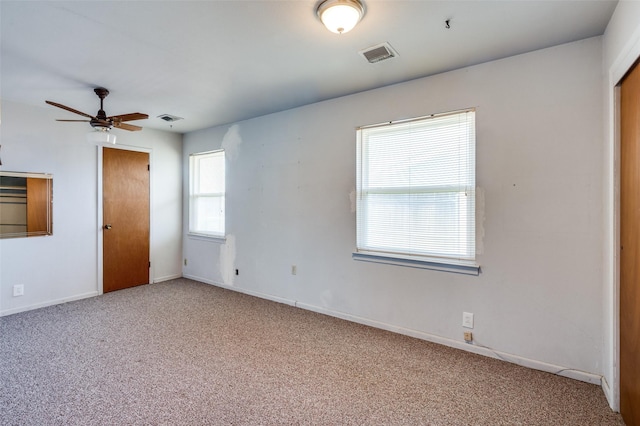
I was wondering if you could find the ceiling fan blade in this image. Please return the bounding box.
[45,100,95,119]
[108,112,148,122]
[113,122,143,131]
[56,119,91,122]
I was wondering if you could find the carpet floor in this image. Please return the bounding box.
[0,278,624,425]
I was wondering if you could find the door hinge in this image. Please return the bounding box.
[149,261,151,268]
[147,164,150,171]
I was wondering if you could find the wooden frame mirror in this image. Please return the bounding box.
[0,172,53,239]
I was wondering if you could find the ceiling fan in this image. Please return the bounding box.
[46,88,148,132]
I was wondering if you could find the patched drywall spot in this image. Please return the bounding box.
[476,187,485,255]
[349,188,356,213]
[222,124,242,161]
[320,289,334,307]
[220,234,236,286]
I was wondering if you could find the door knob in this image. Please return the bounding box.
[104,224,112,230]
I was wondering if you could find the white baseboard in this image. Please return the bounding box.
[182,274,296,307]
[8,276,602,387]
[601,375,617,411]
[296,302,602,386]
[0,291,99,317]
[1,275,181,317]
[153,273,182,283]
[189,277,603,387]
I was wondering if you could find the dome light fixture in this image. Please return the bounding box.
[316,0,365,34]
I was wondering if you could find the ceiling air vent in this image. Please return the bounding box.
[359,42,398,64]
[157,114,183,123]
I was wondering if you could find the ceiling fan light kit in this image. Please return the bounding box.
[46,87,148,145]
[316,0,365,34]
[87,128,116,146]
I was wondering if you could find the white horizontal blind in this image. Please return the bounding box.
[356,109,475,262]
[189,150,225,237]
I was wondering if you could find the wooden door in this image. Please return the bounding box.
[103,148,150,293]
[620,60,640,426]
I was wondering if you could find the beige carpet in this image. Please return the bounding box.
[0,278,624,425]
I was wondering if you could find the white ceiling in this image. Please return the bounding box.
[1,0,617,134]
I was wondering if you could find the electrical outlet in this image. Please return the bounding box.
[235,269,239,276]
[291,265,297,275]
[13,285,24,297]
[464,331,473,342]
[462,312,474,329]
[184,258,187,266]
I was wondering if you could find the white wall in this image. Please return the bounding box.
[0,100,183,316]
[183,38,605,382]
[601,0,640,410]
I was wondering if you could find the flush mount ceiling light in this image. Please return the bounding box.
[316,0,365,34]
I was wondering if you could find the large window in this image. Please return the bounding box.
[189,150,225,238]
[355,109,476,272]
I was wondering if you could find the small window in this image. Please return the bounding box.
[355,109,476,272]
[189,150,225,238]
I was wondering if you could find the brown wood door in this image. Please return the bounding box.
[103,148,150,293]
[621,60,640,426]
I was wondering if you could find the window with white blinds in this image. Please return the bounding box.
[356,109,476,269]
[189,150,225,238]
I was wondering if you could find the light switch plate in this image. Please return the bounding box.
[462,312,474,329]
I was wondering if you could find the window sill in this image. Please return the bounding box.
[187,233,226,243]
[352,251,480,276]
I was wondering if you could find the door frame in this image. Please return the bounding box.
[97,144,154,295]
[608,32,640,411]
